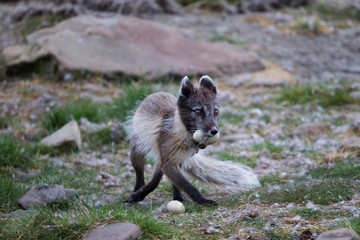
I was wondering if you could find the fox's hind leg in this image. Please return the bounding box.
[129,143,146,192]
[125,163,163,203]
[172,185,184,202]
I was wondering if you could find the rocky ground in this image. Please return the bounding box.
[0,1,360,240]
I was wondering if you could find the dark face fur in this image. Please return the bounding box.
[178,76,220,149]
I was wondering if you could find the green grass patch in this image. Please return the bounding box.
[109,83,155,122]
[42,98,109,133]
[259,179,358,205]
[292,19,325,37]
[309,3,360,23]
[265,228,293,240]
[0,175,27,213]
[260,173,286,185]
[0,201,171,239]
[82,128,122,150]
[0,117,9,129]
[31,161,102,196]
[346,217,360,235]
[251,140,284,159]
[291,208,346,220]
[307,161,360,180]
[212,151,257,168]
[0,135,55,169]
[277,83,359,107]
[17,13,68,38]
[210,33,246,45]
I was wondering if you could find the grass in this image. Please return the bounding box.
[260,173,286,185]
[307,161,360,180]
[277,83,359,107]
[258,179,358,205]
[210,33,245,45]
[212,151,257,168]
[265,229,293,240]
[292,18,326,37]
[17,13,68,38]
[346,217,360,235]
[0,117,9,129]
[291,208,346,220]
[0,135,55,169]
[42,83,155,134]
[251,140,284,159]
[309,3,360,23]
[42,98,109,133]
[109,83,155,122]
[0,201,171,239]
[0,174,27,213]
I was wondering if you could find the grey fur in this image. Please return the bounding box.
[126,76,260,203]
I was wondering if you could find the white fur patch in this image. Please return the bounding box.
[182,153,261,193]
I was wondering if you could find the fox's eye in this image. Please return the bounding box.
[195,109,202,116]
[214,109,219,116]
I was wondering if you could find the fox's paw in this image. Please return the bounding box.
[124,193,143,204]
[196,198,218,206]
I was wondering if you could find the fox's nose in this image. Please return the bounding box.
[210,128,218,136]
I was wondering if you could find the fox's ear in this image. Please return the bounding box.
[179,76,194,97]
[199,75,217,94]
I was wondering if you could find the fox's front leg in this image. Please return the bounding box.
[162,162,217,205]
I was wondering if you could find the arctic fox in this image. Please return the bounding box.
[125,76,260,205]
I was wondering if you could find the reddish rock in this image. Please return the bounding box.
[3,15,264,78]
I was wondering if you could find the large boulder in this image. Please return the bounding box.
[3,15,264,78]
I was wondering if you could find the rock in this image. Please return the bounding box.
[338,136,360,153]
[18,184,78,209]
[8,209,37,219]
[151,202,168,216]
[40,121,82,149]
[84,222,142,240]
[0,50,6,80]
[109,119,125,142]
[3,15,264,79]
[346,112,360,122]
[80,118,107,133]
[317,228,360,240]
[249,63,297,87]
[350,91,360,101]
[222,132,264,145]
[293,123,330,139]
[226,63,296,87]
[13,168,37,181]
[229,73,252,87]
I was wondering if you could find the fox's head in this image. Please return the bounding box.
[178,76,220,149]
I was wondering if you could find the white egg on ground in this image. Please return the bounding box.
[166,200,185,213]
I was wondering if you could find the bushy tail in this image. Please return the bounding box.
[181,153,260,193]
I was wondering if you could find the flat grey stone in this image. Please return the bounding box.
[8,209,37,219]
[317,228,360,240]
[84,222,142,240]
[293,123,330,140]
[18,184,78,209]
